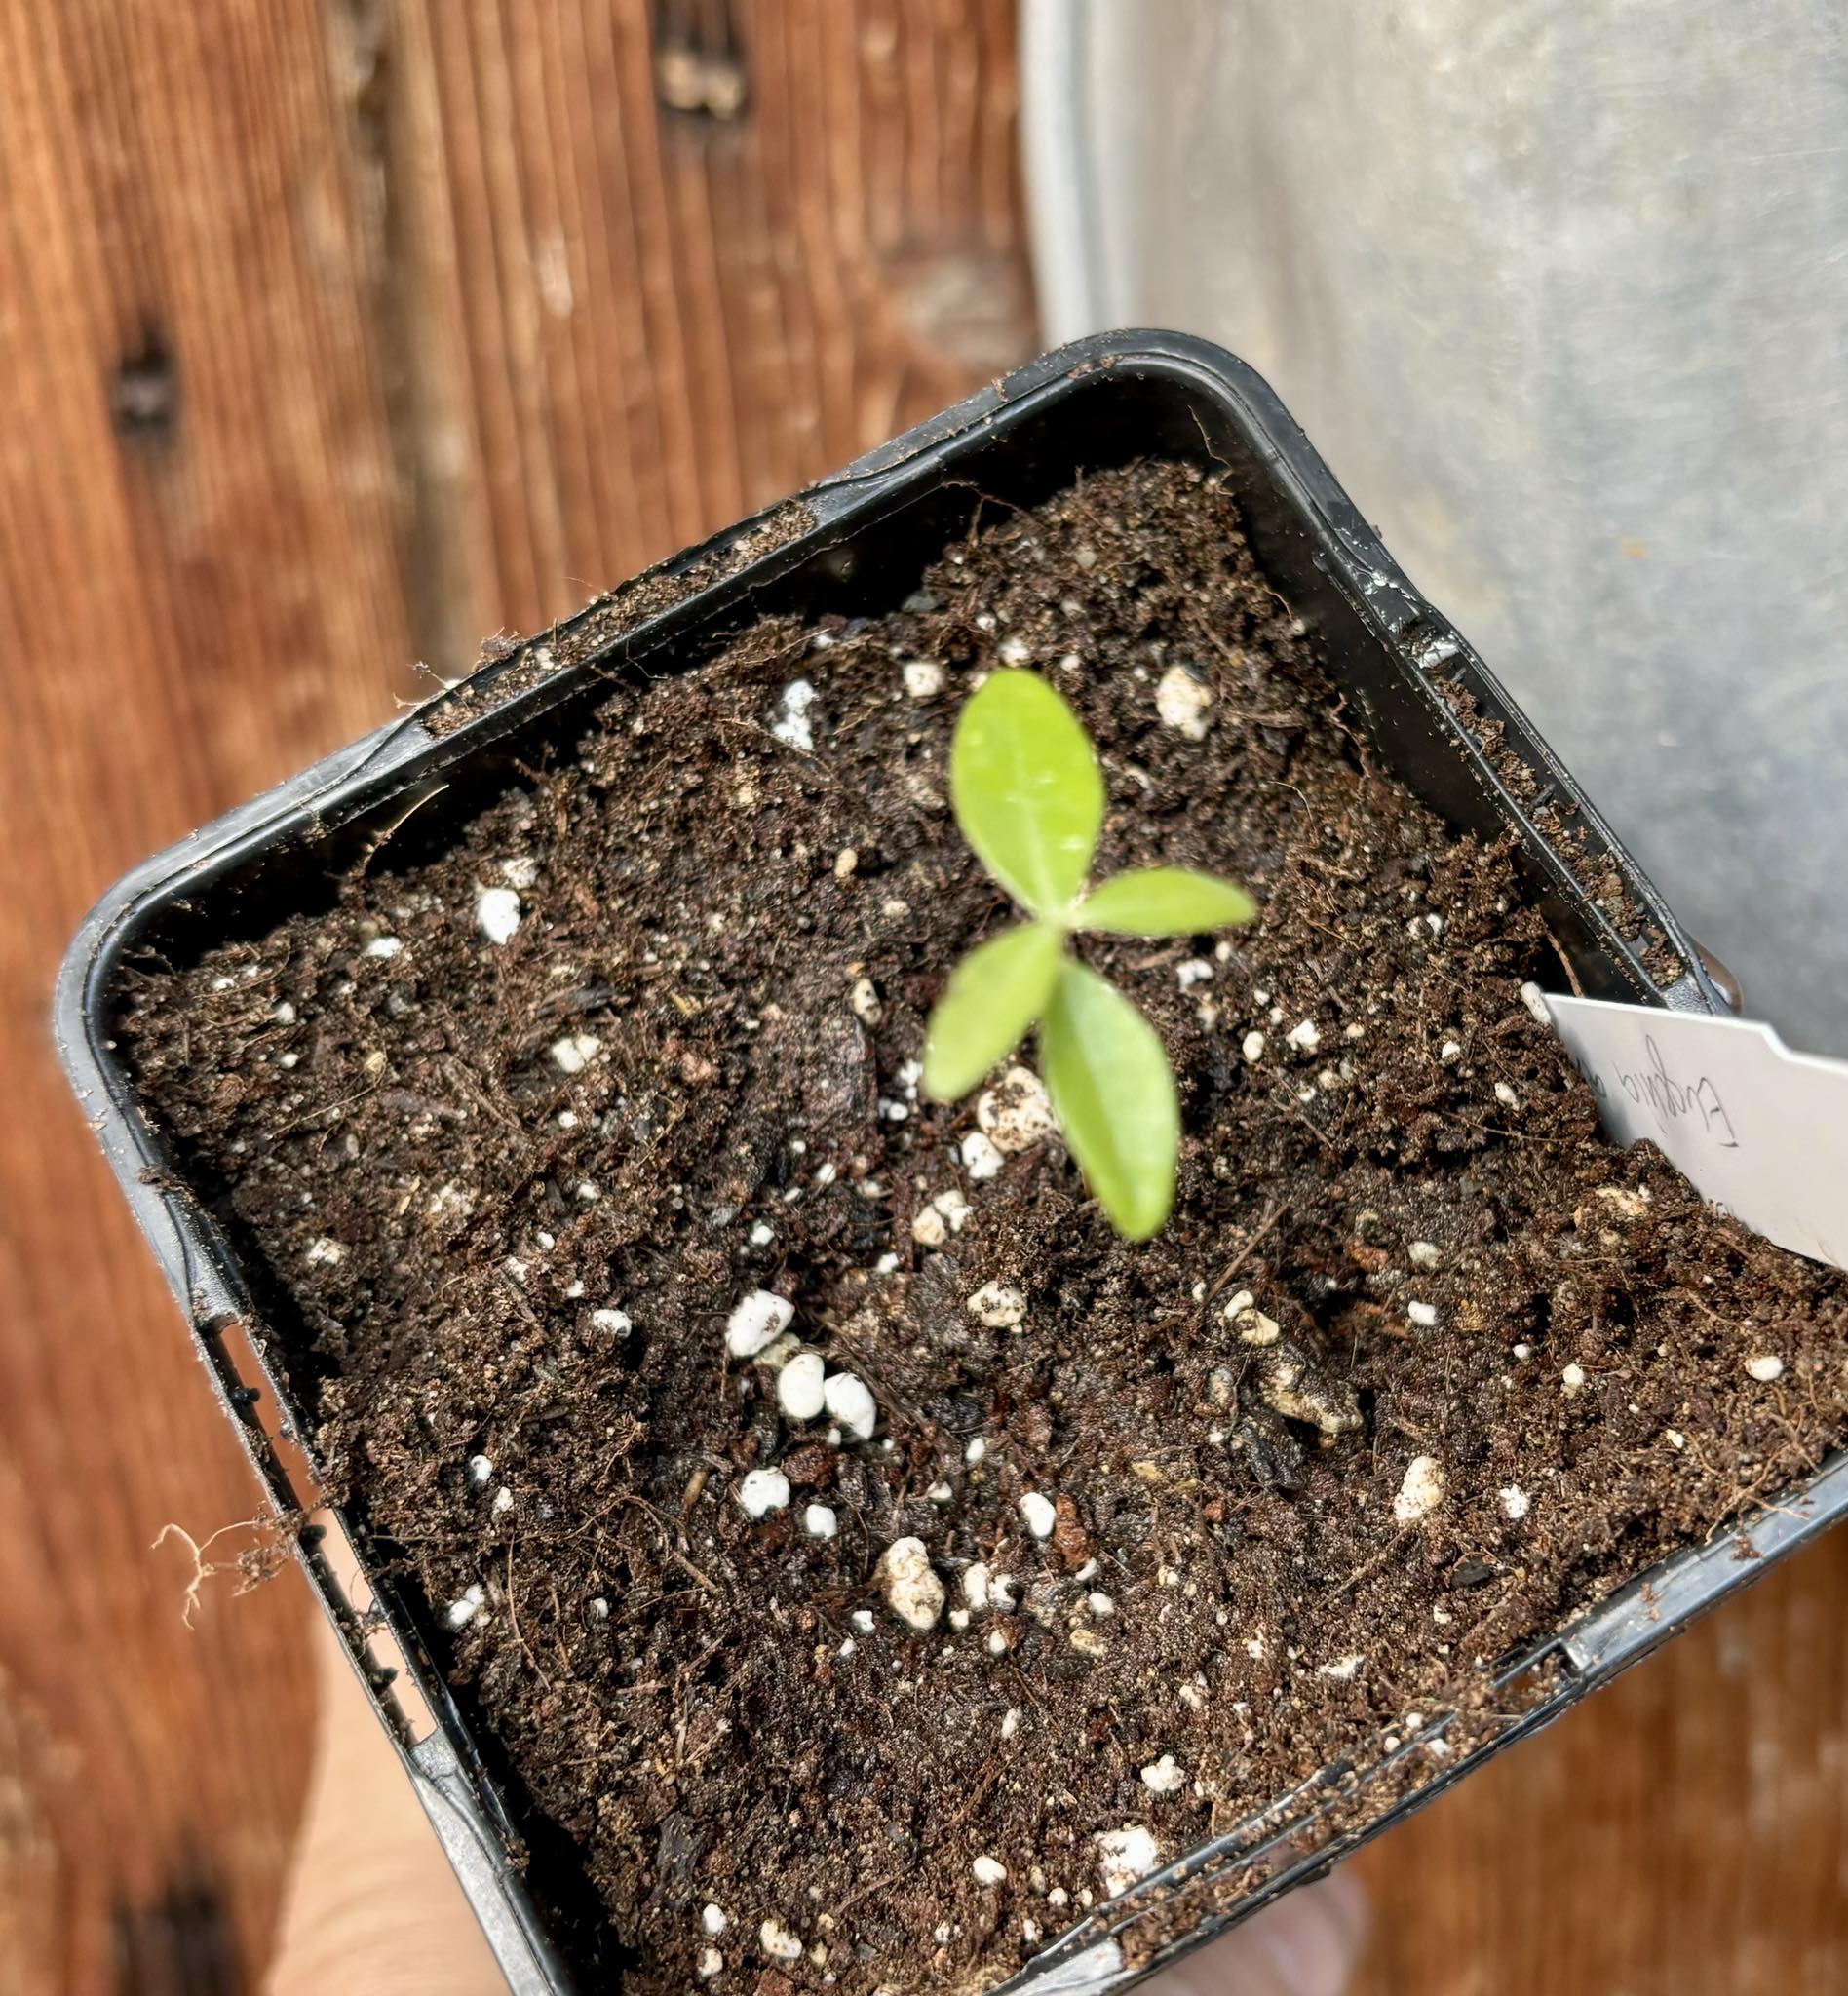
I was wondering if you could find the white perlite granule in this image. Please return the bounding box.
[475,884,521,944]
[736,1468,790,1519]
[1096,1824,1160,1898]
[822,1370,877,1440]
[759,1918,803,1964]
[880,1537,945,1631]
[1139,1755,1184,1794]
[725,1289,794,1358]
[775,1350,827,1421]
[977,1066,1058,1153]
[1393,1454,1446,1525]
[967,1280,1026,1327]
[770,679,817,750]
[1154,664,1213,738]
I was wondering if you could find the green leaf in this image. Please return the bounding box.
[922,923,1064,1101]
[1038,960,1179,1241]
[948,672,1103,918]
[1076,866,1256,938]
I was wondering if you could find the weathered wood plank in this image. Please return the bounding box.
[0,0,413,1986]
[386,0,1034,670]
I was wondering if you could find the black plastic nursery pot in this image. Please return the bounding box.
[57,331,1848,1995]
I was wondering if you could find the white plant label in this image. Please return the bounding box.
[1540,990,1848,1271]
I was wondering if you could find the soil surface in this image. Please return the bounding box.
[122,462,1848,1996]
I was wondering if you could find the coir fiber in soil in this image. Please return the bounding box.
[121,462,1847,1995]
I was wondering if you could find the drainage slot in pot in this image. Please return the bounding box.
[202,1312,321,1509]
[201,1311,442,1750]
[303,1509,442,1751]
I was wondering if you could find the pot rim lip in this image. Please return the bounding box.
[54,329,1821,1996]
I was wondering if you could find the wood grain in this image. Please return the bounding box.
[368,0,1032,673]
[0,1,410,1988]
[4,2,1845,1993]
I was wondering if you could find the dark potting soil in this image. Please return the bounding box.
[122,461,1848,1995]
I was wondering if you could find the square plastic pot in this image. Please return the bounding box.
[57,332,1843,1995]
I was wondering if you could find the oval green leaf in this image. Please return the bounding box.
[922,922,1064,1102]
[1038,960,1179,1241]
[948,672,1103,918]
[1076,866,1256,938]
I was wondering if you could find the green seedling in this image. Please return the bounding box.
[922,670,1255,1240]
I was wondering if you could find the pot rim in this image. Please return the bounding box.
[56,331,1817,1996]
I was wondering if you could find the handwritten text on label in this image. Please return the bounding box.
[1560,1029,1739,1149]
[1543,992,1848,1272]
